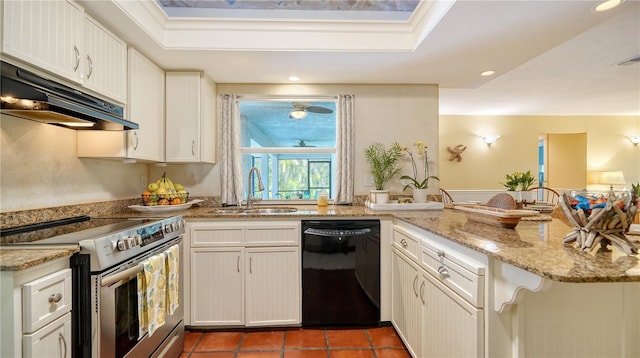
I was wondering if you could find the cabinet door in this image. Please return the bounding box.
[421,273,484,358]
[391,249,421,357]
[190,248,244,326]
[2,0,83,84]
[126,48,165,162]
[83,15,127,103]
[23,312,72,358]
[245,247,300,326]
[165,71,216,163]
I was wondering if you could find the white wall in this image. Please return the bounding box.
[1,115,148,212]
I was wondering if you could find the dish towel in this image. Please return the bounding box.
[165,244,180,315]
[137,252,167,337]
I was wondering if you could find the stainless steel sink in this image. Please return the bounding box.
[252,207,297,214]
[210,207,297,215]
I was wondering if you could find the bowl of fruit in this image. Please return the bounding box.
[129,173,202,213]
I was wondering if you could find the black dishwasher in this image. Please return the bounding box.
[301,220,380,327]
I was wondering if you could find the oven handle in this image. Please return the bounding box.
[101,265,143,287]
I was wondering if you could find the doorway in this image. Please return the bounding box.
[538,133,587,191]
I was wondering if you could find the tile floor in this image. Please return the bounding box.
[181,326,411,358]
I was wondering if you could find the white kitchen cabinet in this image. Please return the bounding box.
[391,248,423,358]
[165,72,216,164]
[77,48,165,162]
[82,15,127,103]
[23,313,72,358]
[0,258,71,358]
[2,0,84,84]
[392,222,485,358]
[186,220,300,327]
[190,247,244,326]
[245,246,300,326]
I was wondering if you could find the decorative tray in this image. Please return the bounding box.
[365,201,444,211]
[128,199,204,214]
[453,205,539,229]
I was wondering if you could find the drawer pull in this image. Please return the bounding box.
[419,281,426,304]
[438,265,450,279]
[48,293,63,303]
[400,239,408,248]
[412,275,419,296]
[59,332,68,358]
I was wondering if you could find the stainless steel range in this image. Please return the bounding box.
[1,215,185,358]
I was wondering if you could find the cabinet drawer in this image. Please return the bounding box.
[246,222,300,245]
[392,226,420,261]
[23,269,72,333]
[23,312,72,358]
[191,226,244,246]
[420,240,484,308]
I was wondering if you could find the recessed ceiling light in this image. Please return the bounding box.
[593,0,624,12]
[288,76,300,82]
[480,70,495,77]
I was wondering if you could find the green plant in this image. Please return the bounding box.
[500,170,537,191]
[365,142,403,190]
[500,172,521,191]
[519,170,536,190]
[400,140,439,190]
[632,182,640,199]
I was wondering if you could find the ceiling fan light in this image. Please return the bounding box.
[290,109,308,119]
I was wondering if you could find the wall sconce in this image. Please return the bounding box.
[289,109,308,119]
[629,136,640,145]
[482,134,500,145]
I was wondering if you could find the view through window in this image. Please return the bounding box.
[239,98,337,201]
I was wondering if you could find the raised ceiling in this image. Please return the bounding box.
[78,0,640,116]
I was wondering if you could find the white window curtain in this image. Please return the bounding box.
[334,94,355,203]
[219,93,355,204]
[220,94,243,205]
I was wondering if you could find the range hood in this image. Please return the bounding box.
[1,61,138,130]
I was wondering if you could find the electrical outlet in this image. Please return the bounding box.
[140,175,147,189]
[364,175,374,187]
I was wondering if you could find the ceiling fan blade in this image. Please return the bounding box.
[293,140,316,147]
[305,106,333,114]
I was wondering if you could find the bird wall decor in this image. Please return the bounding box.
[447,144,467,162]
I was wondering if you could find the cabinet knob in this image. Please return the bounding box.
[48,293,63,303]
[400,239,408,248]
[437,265,450,279]
[437,250,446,258]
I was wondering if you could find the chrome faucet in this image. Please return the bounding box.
[247,166,265,208]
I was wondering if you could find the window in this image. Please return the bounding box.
[239,98,337,201]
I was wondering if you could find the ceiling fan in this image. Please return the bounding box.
[293,139,316,147]
[289,102,334,119]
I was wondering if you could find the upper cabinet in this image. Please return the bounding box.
[2,0,84,84]
[77,48,165,162]
[2,0,127,104]
[125,48,165,162]
[82,15,127,103]
[165,72,217,164]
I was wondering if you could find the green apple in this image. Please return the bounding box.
[174,183,184,191]
[148,183,159,192]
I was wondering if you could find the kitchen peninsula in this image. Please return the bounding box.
[2,205,639,357]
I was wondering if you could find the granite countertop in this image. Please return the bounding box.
[0,246,79,271]
[3,204,639,283]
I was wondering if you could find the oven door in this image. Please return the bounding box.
[95,237,184,358]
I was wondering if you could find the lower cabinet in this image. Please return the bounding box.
[391,222,485,358]
[187,220,301,327]
[23,313,72,358]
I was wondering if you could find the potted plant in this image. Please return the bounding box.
[632,182,640,214]
[519,170,537,204]
[365,142,402,203]
[400,140,439,203]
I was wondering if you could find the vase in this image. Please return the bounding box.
[369,189,390,204]
[522,190,536,204]
[412,188,428,203]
